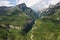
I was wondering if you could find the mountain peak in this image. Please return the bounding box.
[18,3,26,7]
[17,3,27,11]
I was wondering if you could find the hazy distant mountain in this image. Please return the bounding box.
[0,6,11,15]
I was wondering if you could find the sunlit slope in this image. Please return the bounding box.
[0,13,30,26]
[50,9,60,20]
[28,18,60,40]
[28,9,60,40]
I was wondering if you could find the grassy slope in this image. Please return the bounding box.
[0,4,60,40]
[0,5,36,40]
[29,18,60,40]
[0,13,29,26]
[27,9,60,40]
[0,11,60,40]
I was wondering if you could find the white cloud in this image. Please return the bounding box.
[16,0,60,7]
[0,0,14,7]
[48,0,60,5]
[39,0,60,8]
[30,0,60,11]
[16,0,41,7]
[0,0,60,7]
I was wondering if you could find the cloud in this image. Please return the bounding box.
[16,0,41,7]
[39,0,60,8]
[48,0,60,5]
[16,0,60,7]
[0,0,60,7]
[0,0,14,7]
[30,0,60,11]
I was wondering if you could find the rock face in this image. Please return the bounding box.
[18,3,26,11]
[40,2,60,17]
[21,18,35,34]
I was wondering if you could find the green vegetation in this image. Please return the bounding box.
[0,3,36,40]
[31,18,60,40]
[0,13,29,26]
[0,3,60,40]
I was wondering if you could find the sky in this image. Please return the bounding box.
[0,0,60,7]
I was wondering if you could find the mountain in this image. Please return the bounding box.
[0,6,11,15]
[0,3,37,26]
[28,2,60,40]
[40,2,60,17]
[0,2,60,40]
[0,3,37,40]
